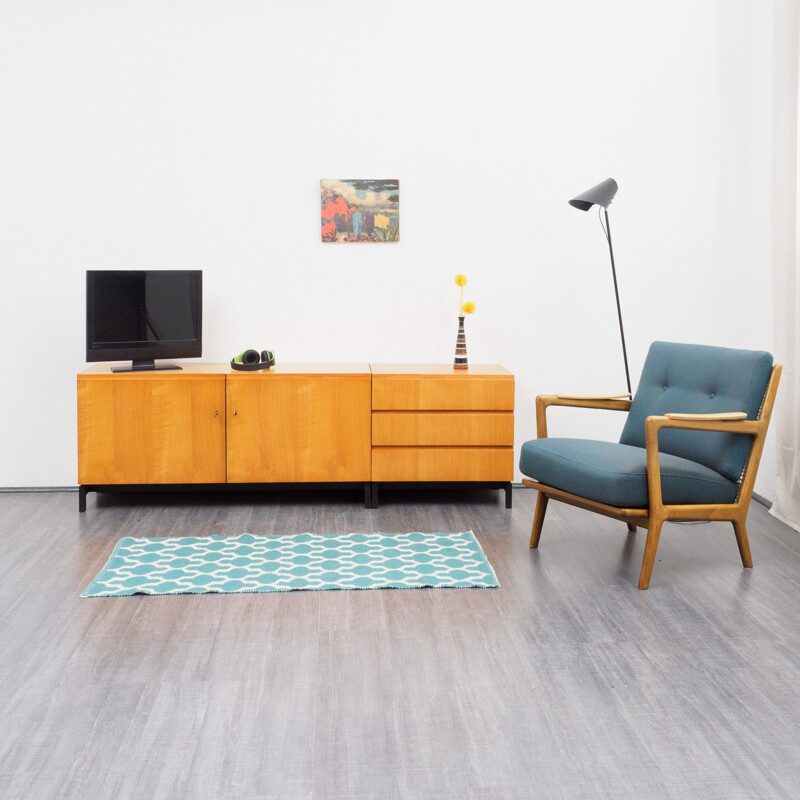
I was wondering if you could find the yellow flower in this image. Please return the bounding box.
[454,274,475,315]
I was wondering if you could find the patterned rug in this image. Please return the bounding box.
[81,531,499,596]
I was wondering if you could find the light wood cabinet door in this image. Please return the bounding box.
[226,375,371,482]
[78,376,226,484]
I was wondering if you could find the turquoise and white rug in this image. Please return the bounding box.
[81,531,499,597]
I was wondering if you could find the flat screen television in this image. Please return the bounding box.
[86,270,202,372]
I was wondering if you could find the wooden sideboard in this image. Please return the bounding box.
[77,362,514,510]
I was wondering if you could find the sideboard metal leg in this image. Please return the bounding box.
[371,483,379,509]
[79,486,87,513]
[364,482,371,509]
[504,482,512,509]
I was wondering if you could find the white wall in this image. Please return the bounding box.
[0,1,777,495]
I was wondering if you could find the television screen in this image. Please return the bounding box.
[86,270,202,371]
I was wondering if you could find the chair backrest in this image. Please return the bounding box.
[619,341,773,482]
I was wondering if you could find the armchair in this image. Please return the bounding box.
[519,342,781,589]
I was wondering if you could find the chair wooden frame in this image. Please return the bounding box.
[522,365,782,589]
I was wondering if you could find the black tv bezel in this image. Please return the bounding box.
[85,270,203,365]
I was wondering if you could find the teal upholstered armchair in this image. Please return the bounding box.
[519,342,781,589]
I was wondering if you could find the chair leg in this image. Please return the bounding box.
[732,518,753,568]
[626,522,638,533]
[638,518,664,590]
[529,493,549,548]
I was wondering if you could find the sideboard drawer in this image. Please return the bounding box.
[369,364,514,504]
[372,412,514,446]
[372,447,513,481]
[372,376,514,411]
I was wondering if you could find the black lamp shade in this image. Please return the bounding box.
[569,178,618,211]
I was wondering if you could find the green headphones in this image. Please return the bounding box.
[231,349,276,371]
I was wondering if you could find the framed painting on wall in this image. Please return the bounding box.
[320,179,399,243]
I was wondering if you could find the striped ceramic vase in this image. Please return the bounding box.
[453,315,468,370]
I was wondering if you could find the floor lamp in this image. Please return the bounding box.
[568,178,632,396]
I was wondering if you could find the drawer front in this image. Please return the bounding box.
[372,412,514,446]
[372,376,514,411]
[372,447,513,482]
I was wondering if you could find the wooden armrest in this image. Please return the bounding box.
[556,393,632,401]
[535,393,632,438]
[664,412,747,421]
[539,394,632,411]
[646,413,759,436]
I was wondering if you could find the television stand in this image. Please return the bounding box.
[111,360,182,373]
[77,362,515,509]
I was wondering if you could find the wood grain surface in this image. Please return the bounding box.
[372,375,514,411]
[1,489,800,798]
[371,411,514,446]
[372,446,514,482]
[226,374,371,482]
[77,376,227,484]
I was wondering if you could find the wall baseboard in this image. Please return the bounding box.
[0,487,78,492]
[752,491,772,509]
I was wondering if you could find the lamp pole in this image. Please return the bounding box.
[603,208,631,396]
[568,178,631,396]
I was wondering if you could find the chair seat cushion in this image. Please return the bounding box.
[519,438,739,508]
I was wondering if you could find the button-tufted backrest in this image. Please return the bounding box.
[619,342,773,482]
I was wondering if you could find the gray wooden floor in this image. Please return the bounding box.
[2,487,800,799]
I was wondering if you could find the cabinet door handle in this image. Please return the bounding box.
[214,410,219,417]
[233,410,238,416]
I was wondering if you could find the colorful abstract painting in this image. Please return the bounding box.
[321,179,399,243]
